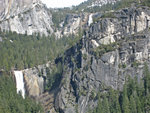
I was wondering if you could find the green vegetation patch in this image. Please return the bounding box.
[93,42,117,58]
[0,30,82,71]
[101,12,116,18]
[0,73,43,113]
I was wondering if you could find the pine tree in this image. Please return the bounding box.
[143,64,150,95]
[115,94,121,113]
[122,84,130,113]
[129,95,137,113]
[136,96,142,113]
[96,93,104,113]
[103,95,110,113]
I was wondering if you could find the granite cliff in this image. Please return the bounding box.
[0,0,53,35]
[54,6,150,113]
[1,0,150,113]
[20,4,150,113]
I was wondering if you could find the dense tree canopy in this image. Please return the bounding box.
[0,30,81,71]
[0,73,43,113]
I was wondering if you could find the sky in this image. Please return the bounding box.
[41,0,87,8]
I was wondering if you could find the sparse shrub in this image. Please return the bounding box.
[83,54,88,60]
[93,42,117,58]
[101,12,116,18]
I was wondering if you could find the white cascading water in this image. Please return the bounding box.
[88,14,93,26]
[14,71,25,99]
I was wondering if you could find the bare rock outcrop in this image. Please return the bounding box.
[0,0,53,35]
[23,67,44,97]
[55,6,150,113]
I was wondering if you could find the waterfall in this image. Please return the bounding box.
[88,14,93,26]
[14,71,25,99]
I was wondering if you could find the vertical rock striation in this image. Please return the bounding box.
[54,6,150,113]
[0,0,53,35]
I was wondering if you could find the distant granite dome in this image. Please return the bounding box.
[0,0,53,35]
[0,0,41,21]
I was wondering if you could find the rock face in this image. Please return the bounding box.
[55,13,89,38]
[89,0,120,7]
[23,68,44,98]
[54,6,150,113]
[21,5,150,113]
[22,61,59,113]
[9,1,150,113]
[23,62,53,98]
[0,0,39,21]
[63,14,82,35]
[90,7,150,45]
[0,37,2,42]
[0,0,53,35]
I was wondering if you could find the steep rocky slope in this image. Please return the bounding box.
[0,0,53,35]
[3,0,150,112]
[21,4,150,113]
[55,13,89,37]
[54,6,150,113]
[0,0,121,37]
[21,61,61,113]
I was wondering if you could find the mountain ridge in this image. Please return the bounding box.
[0,0,150,113]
